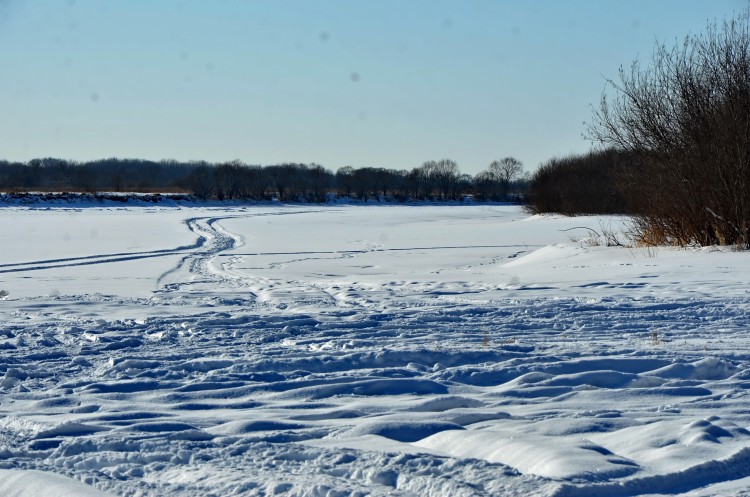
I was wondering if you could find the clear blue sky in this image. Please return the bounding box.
[0,0,745,174]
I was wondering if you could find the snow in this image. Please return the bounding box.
[1,204,750,496]
[0,469,114,496]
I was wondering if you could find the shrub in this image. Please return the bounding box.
[526,148,631,215]
[587,12,750,247]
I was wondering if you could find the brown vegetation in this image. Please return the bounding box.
[587,12,750,248]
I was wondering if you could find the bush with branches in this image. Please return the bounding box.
[526,149,632,215]
[587,11,750,247]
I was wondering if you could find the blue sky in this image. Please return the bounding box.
[0,0,744,174]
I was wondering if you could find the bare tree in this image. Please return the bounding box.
[335,166,356,197]
[307,163,333,202]
[266,163,298,200]
[415,161,439,199]
[433,159,460,200]
[245,164,268,199]
[474,157,524,200]
[489,157,523,188]
[352,167,376,200]
[587,11,750,247]
[215,160,244,199]
[474,170,500,201]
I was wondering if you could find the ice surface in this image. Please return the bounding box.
[1,204,750,496]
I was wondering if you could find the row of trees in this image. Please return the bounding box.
[528,11,750,248]
[0,157,528,202]
[0,158,192,193]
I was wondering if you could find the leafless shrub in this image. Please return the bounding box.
[562,223,626,247]
[587,11,750,248]
[526,148,632,215]
[600,221,624,247]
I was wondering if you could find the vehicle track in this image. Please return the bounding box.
[155,211,345,309]
[155,216,247,292]
[0,241,204,275]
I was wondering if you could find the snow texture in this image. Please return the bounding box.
[1,204,750,496]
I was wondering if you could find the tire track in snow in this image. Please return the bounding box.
[0,241,205,275]
[153,211,514,311]
[224,244,533,258]
[155,216,245,291]
[155,210,344,310]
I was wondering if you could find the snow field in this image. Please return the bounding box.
[1,205,750,496]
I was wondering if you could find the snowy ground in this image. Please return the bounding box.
[1,204,750,496]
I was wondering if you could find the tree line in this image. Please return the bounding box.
[0,156,527,202]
